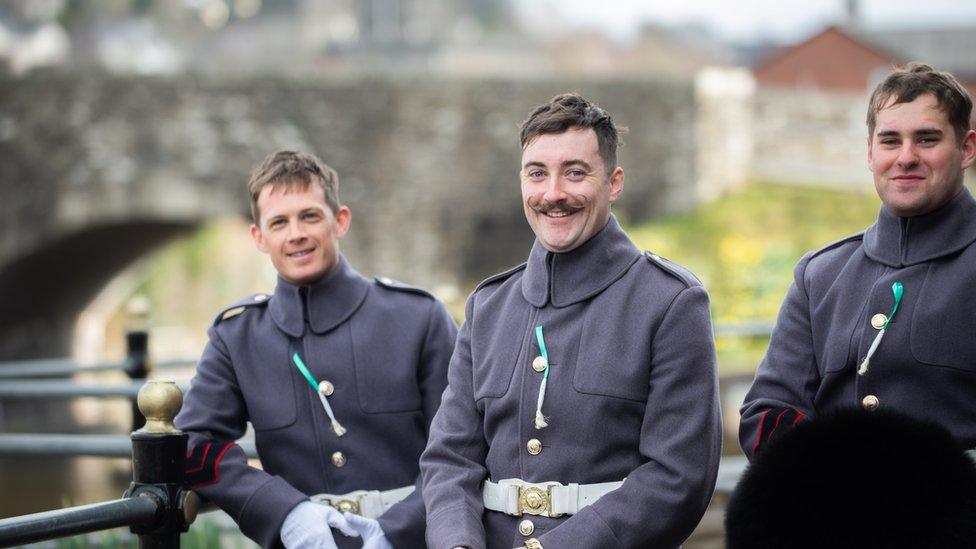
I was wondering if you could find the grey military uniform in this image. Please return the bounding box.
[740,188,976,456]
[420,217,721,549]
[175,256,457,548]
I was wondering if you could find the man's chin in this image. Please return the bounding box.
[282,265,332,286]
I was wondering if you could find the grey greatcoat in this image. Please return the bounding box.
[420,217,722,549]
[740,188,976,457]
[175,257,457,548]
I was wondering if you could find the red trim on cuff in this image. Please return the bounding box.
[752,409,771,455]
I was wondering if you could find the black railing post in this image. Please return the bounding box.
[125,330,150,431]
[124,380,197,548]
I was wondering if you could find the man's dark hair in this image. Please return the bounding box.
[519,93,623,173]
[248,150,340,224]
[867,62,973,142]
[725,408,976,548]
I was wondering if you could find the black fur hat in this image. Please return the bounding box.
[725,408,976,548]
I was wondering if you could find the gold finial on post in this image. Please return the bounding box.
[136,380,183,434]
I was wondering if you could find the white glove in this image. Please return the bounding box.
[281,501,359,548]
[965,448,976,465]
[343,512,395,549]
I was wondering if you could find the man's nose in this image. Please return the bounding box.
[542,176,568,203]
[286,220,306,240]
[896,143,919,168]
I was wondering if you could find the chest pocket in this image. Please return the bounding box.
[351,317,424,413]
[573,306,651,402]
[910,262,976,372]
[238,341,299,431]
[471,305,530,400]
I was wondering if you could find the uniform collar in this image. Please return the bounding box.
[269,255,370,338]
[522,214,641,308]
[863,187,976,268]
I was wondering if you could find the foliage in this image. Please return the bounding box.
[625,182,880,373]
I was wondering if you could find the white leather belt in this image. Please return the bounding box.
[482,478,622,518]
[310,486,414,519]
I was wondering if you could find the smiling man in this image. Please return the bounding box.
[739,63,976,458]
[420,93,721,549]
[176,150,457,548]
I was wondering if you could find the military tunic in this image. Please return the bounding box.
[740,188,976,457]
[420,217,722,549]
[175,256,457,548]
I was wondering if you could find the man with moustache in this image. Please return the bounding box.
[739,63,976,457]
[176,150,457,548]
[420,94,721,549]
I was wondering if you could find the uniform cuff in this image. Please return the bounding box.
[537,506,619,548]
[239,475,308,548]
[425,505,486,549]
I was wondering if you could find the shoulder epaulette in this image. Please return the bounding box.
[643,251,702,288]
[212,293,271,325]
[374,276,435,299]
[807,231,865,261]
[474,263,527,292]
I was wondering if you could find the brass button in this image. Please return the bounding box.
[525,539,543,549]
[871,313,887,330]
[532,356,547,373]
[331,451,346,467]
[862,394,880,411]
[519,519,535,536]
[318,380,334,396]
[526,438,542,455]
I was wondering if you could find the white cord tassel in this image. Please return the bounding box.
[858,328,885,376]
[317,382,347,437]
[535,375,549,429]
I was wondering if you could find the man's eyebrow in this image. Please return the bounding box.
[522,159,595,171]
[561,159,593,171]
[875,130,901,138]
[914,128,943,137]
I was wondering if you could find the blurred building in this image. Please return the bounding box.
[741,21,976,191]
[754,24,976,93]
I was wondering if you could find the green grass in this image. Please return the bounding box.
[624,182,880,373]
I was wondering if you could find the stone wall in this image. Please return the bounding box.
[751,87,874,190]
[0,73,697,356]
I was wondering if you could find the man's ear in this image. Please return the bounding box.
[960,129,976,170]
[335,206,352,238]
[250,223,268,253]
[609,167,625,203]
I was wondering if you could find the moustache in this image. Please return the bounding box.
[528,199,585,215]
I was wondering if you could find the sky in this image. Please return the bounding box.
[516,0,976,44]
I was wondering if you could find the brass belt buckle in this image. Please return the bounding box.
[312,493,362,515]
[334,498,360,514]
[517,484,557,517]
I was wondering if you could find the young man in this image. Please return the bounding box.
[176,150,457,548]
[739,63,976,457]
[420,94,721,549]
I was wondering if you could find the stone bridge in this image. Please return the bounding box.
[0,72,696,358]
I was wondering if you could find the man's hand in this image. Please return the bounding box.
[343,512,394,549]
[280,501,359,548]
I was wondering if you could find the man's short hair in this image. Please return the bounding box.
[519,93,623,173]
[248,150,341,224]
[867,62,973,142]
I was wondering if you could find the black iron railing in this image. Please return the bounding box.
[0,380,197,548]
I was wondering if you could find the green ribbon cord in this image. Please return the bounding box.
[534,325,550,380]
[291,352,319,391]
[883,281,904,329]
